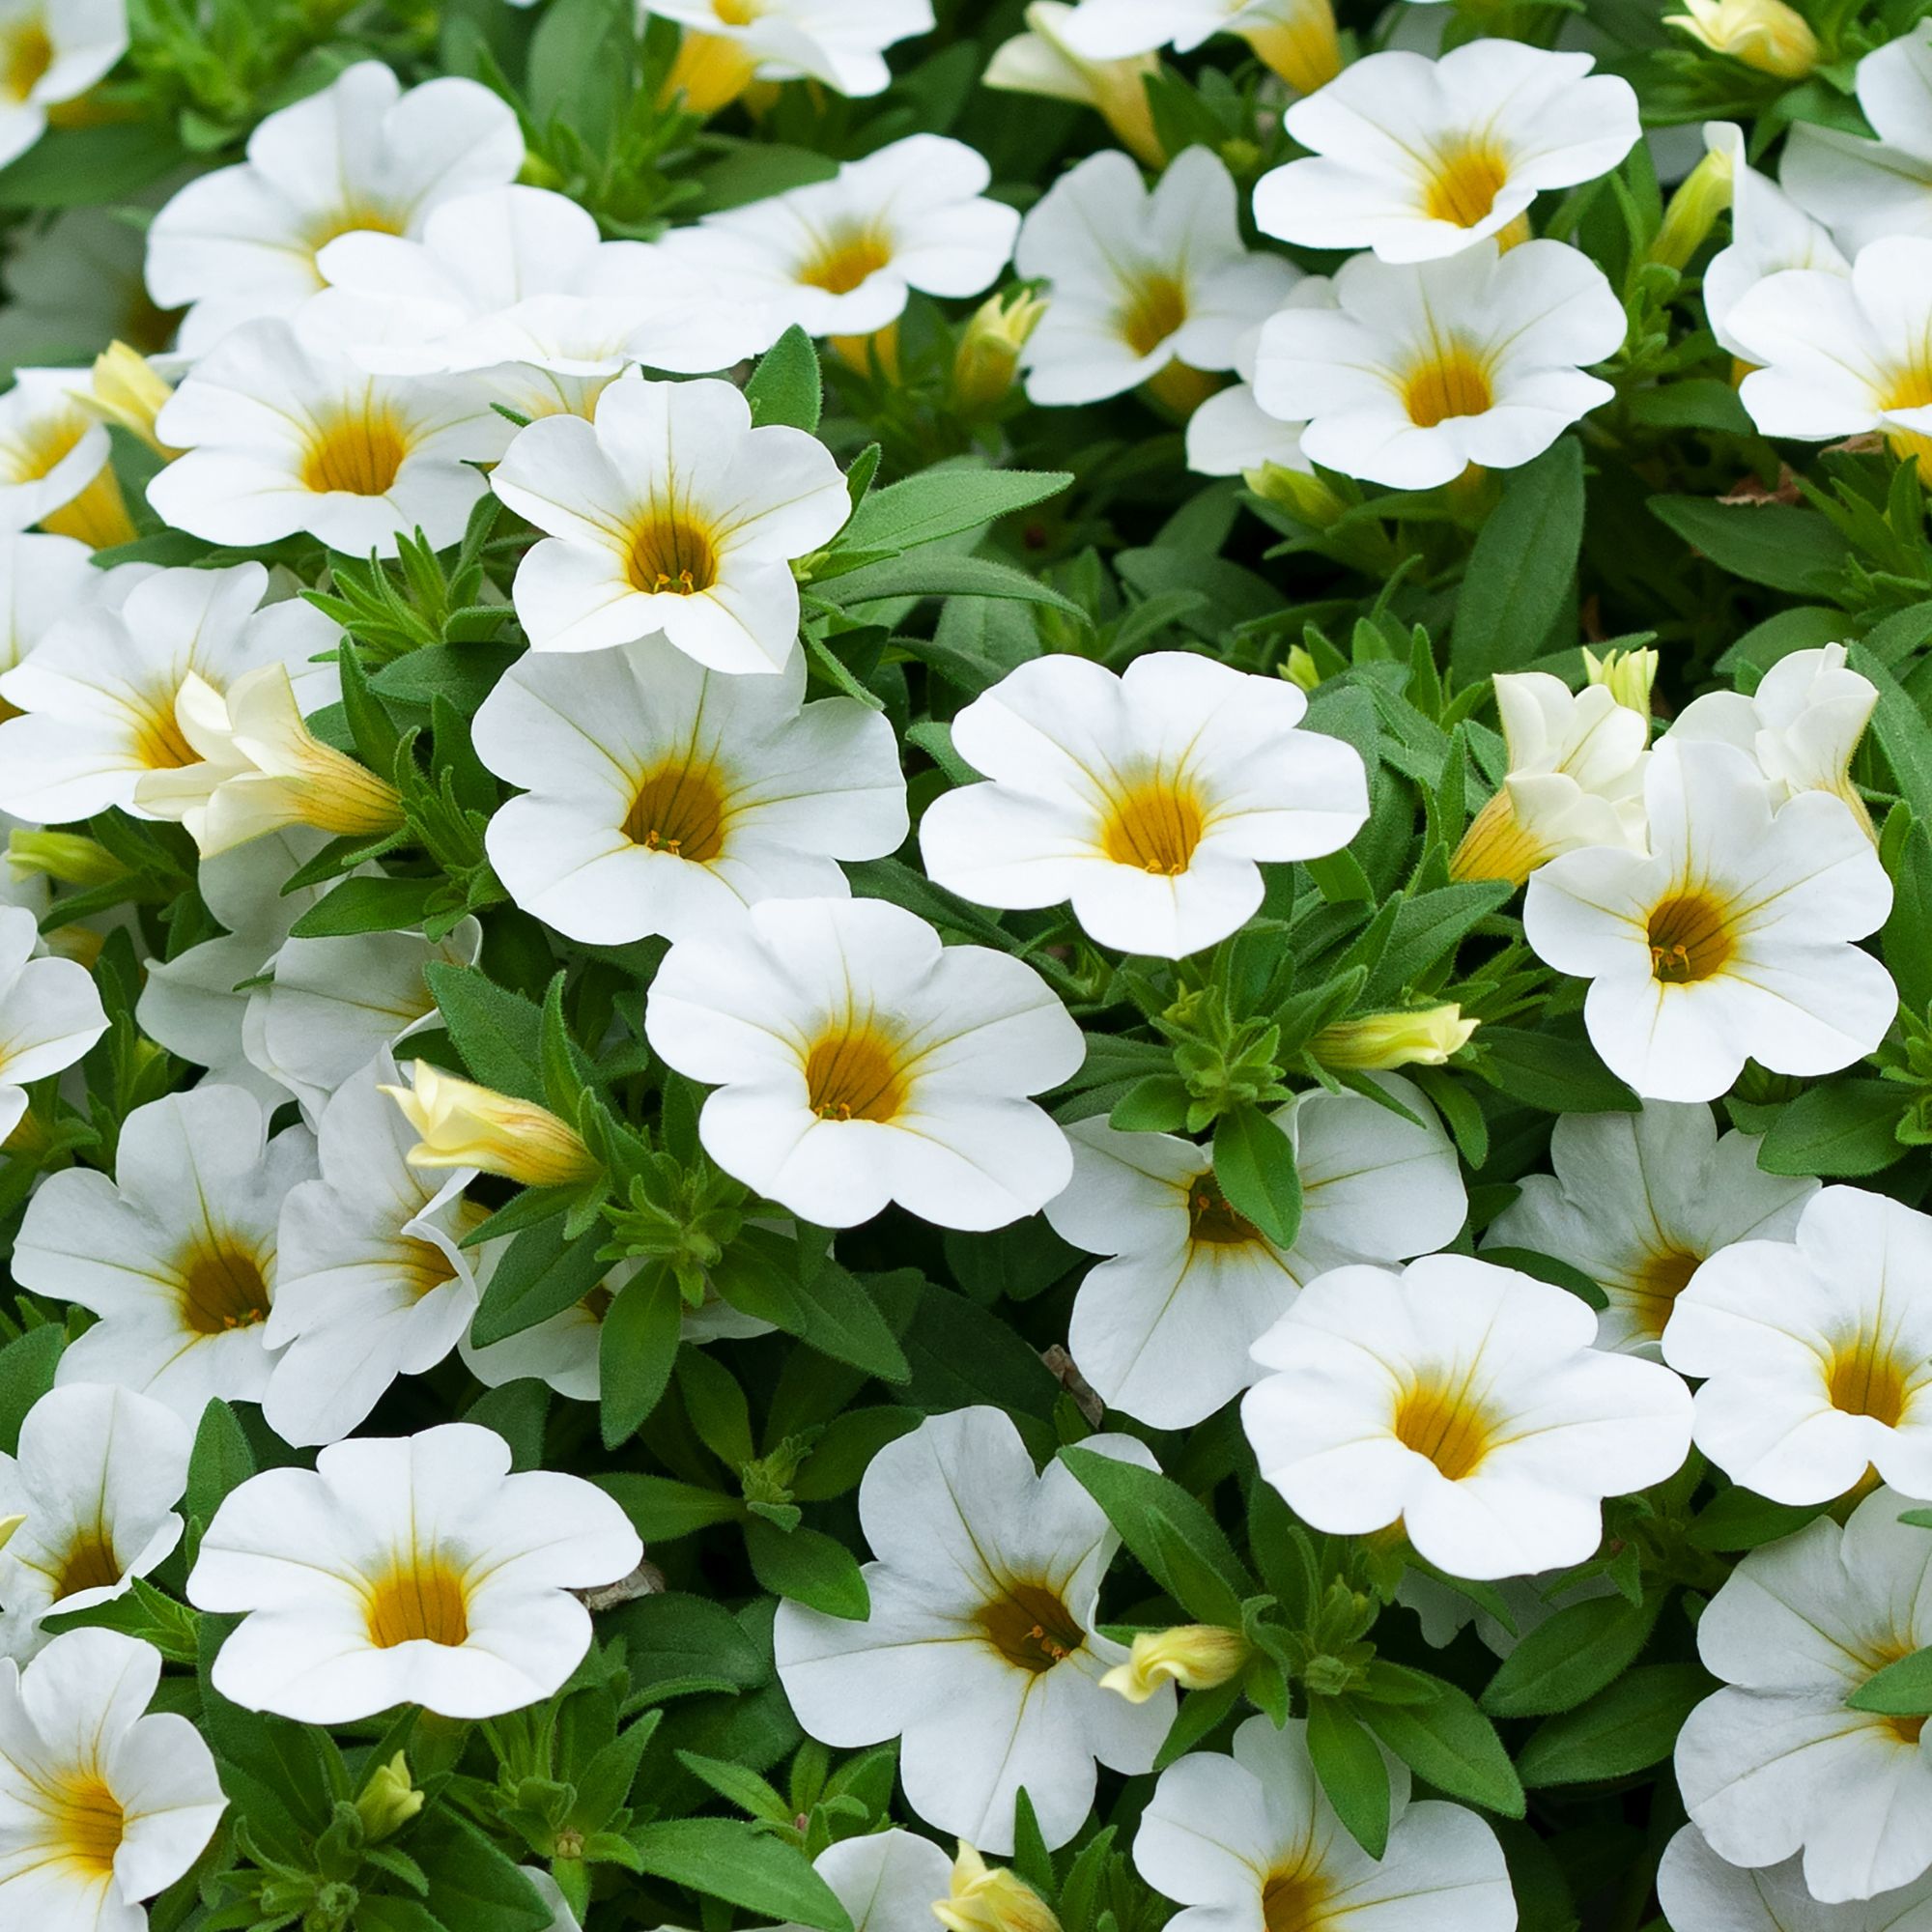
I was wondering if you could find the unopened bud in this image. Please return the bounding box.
[1099,1625,1250,1703]
[1239,0,1343,97]
[1665,0,1820,78]
[1583,644,1659,725]
[657,26,762,115]
[985,4,1164,169]
[1244,462,1347,529]
[78,343,179,458]
[7,830,128,889]
[1312,1006,1479,1070]
[0,1513,22,1555]
[953,290,1049,412]
[932,1844,1062,1932]
[1648,143,1736,272]
[382,1061,603,1190]
[1280,645,1321,692]
[355,1752,424,1843]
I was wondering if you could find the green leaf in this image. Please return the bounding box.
[1210,1104,1302,1250]
[709,1235,908,1383]
[1365,881,1514,1001]
[0,123,183,207]
[1687,1486,1832,1552]
[1882,811,1932,1013]
[1307,1696,1391,1858]
[1515,1662,1713,1787]
[288,873,440,940]
[1648,496,1852,596]
[1757,1078,1907,1178]
[745,327,824,434]
[1475,1027,1639,1115]
[604,1592,767,1703]
[744,1518,870,1619]
[369,641,521,708]
[409,1811,554,1932]
[838,468,1073,556]
[596,1473,746,1543]
[1481,1592,1666,1718]
[0,1325,61,1456]
[185,1399,257,1529]
[424,963,546,1104]
[1850,643,1932,826]
[1848,1644,1932,1715]
[1059,1445,1251,1624]
[600,1264,682,1448]
[571,1711,664,1832]
[819,551,1087,617]
[1359,1679,1525,1817]
[673,1749,793,1825]
[627,1819,852,1931]
[336,639,405,774]
[471,1220,611,1347]
[1452,440,1585,679]
[463,1380,550,1470]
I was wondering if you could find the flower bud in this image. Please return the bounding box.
[79,343,180,458]
[355,1752,424,1843]
[1665,0,1820,78]
[932,1844,1062,1932]
[985,4,1164,169]
[1312,1006,1479,1070]
[1583,645,1659,726]
[1280,645,1321,693]
[382,1061,603,1189]
[1648,141,1736,272]
[953,290,1049,412]
[1099,1625,1250,1703]
[658,27,761,115]
[1238,0,1343,98]
[1244,462,1347,528]
[6,830,128,889]
[0,1513,22,1556]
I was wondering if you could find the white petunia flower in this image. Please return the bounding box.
[1659,1823,1932,1932]
[655,135,1017,365]
[16,1084,317,1421]
[1664,1185,1932,1505]
[1485,1099,1815,1357]
[1253,239,1626,489]
[260,1057,490,1448]
[984,4,1164,170]
[186,1422,641,1721]
[1522,739,1895,1104]
[1135,1714,1514,1932]
[148,318,510,557]
[0,902,105,1144]
[1781,22,1932,254]
[0,560,337,825]
[1255,43,1640,263]
[1058,0,1343,97]
[1676,1486,1932,1903]
[652,0,935,111]
[0,366,138,550]
[919,650,1368,959]
[145,61,526,356]
[489,374,850,670]
[1045,1075,1466,1428]
[0,1629,226,1930]
[0,529,99,692]
[0,1384,191,1662]
[0,2,127,174]
[1242,1252,1694,1579]
[1016,146,1300,412]
[773,1406,1173,1854]
[646,896,1083,1231]
[472,633,906,946]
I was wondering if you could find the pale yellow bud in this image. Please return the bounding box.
[1312,1006,1480,1070]
[1280,645,1321,693]
[932,1844,1062,1932]
[1583,645,1659,726]
[1665,0,1820,78]
[1098,1625,1250,1704]
[985,4,1165,169]
[77,343,180,458]
[953,290,1049,412]
[382,1061,603,1189]
[1648,145,1737,272]
[355,1752,424,1843]
[1244,462,1347,529]
[0,1514,22,1555]
[7,830,128,889]
[1238,0,1343,97]
[658,27,762,115]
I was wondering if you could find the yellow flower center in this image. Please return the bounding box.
[623,757,729,862]
[1825,1329,1910,1429]
[364,1557,471,1649]
[1627,1246,1703,1341]
[1403,345,1494,428]
[1646,890,1734,984]
[1392,1374,1498,1481]
[1099,776,1207,875]
[174,1232,272,1336]
[626,513,720,597]
[48,1772,126,1880]
[300,407,408,497]
[397,1236,463,1302]
[1,17,50,105]
[1262,1861,1336,1932]
[0,408,87,487]
[799,224,895,296]
[129,686,200,771]
[306,204,406,258]
[978,1578,1086,1673]
[714,0,763,19]
[1187,1171,1262,1246]
[804,1023,909,1124]
[1424,139,1512,228]
[51,1524,123,1602]
[1119,271,1188,359]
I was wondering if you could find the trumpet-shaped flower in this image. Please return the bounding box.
[1016,146,1300,411]
[985,4,1163,169]
[1059,0,1342,97]
[145,61,526,356]
[0,367,137,549]
[490,374,850,670]
[1044,1075,1466,1427]
[1256,43,1640,263]
[1242,1252,1693,1578]
[919,650,1368,958]
[0,902,105,1144]
[1254,239,1626,489]
[1485,1099,1815,1357]
[773,1407,1172,1853]
[1668,0,1819,78]
[1659,1824,1932,1932]
[652,0,935,112]
[472,633,906,945]
[16,1084,318,1420]
[0,2,127,174]
[383,1061,602,1191]
[1522,739,1895,1103]
[645,896,1084,1231]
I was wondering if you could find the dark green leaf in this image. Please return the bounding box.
[1452,440,1585,679]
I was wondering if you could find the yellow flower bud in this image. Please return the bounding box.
[1582,645,1659,727]
[1098,1625,1250,1704]
[659,26,762,115]
[932,1844,1062,1932]
[382,1061,603,1190]
[1665,0,1820,78]
[1312,1006,1480,1070]
[355,1752,424,1843]
[1648,143,1737,272]
[78,342,180,458]
[1239,0,1343,97]
[985,4,1165,169]
[7,830,128,889]
[0,1513,22,1556]
[1280,645,1321,693]
[953,289,1049,412]
[1243,462,1347,529]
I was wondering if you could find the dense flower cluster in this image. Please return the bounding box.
[0,1,1926,1930]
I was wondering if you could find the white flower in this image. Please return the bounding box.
[0,529,99,690]
[0,366,138,550]
[1522,739,1895,1104]
[1781,21,1932,254]
[655,135,1017,357]
[0,1,127,174]
[919,650,1368,958]
[489,374,850,670]
[1135,1714,1513,1932]
[1449,669,1650,886]
[148,319,510,557]
[1485,1099,1815,1357]
[472,633,906,946]
[1044,1075,1466,1428]
[0,1384,190,1662]
[646,896,1084,1231]
[1675,1486,1932,1903]
[0,560,337,824]
[1673,642,1877,834]
[1728,239,1932,473]
[773,1406,1173,1853]
[16,1084,318,1421]
[1016,146,1300,411]
[261,1058,489,1448]
[984,4,1164,170]
[0,1629,226,1931]
[186,1422,641,1721]
[0,903,105,1144]
[652,0,935,110]
[1255,43,1639,263]
[1242,1252,1693,1579]
[1253,239,1625,489]
[145,60,526,357]
[1059,0,1343,97]
[1663,1185,1932,1505]
[1659,1823,1932,1932]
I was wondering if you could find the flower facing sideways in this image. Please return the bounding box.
[187,1423,642,1721]
[1667,0,1820,78]
[985,4,1164,170]
[646,896,1084,1232]
[653,0,936,113]
[0,1630,226,1932]
[773,1407,1173,1853]
[1241,1253,1693,1579]
[0,901,106,1145]
[0,1,128,173]
[0,366,138,550]
[920,650,1368,959]
[1522,739,1894,1104]
[1059,0,1343,98]
[490,375,851,671]
[383,1060,602,1191]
